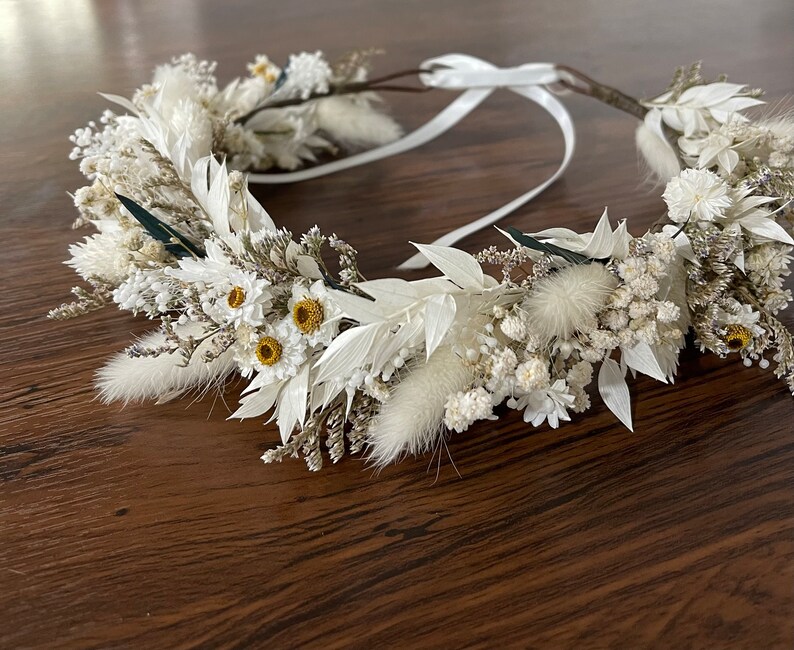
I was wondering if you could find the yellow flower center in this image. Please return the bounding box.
[255,336,282,366]
[723,324,753,351]
[227,286,246,309]
[292,298,324,334]
[251,62,277,83]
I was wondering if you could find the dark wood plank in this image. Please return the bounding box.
[1,0,792,647]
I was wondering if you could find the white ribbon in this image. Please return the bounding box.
[247,54,575,270]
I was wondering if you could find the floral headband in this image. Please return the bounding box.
[53,51,794,471]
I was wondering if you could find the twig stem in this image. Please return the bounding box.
[235,68,431,125]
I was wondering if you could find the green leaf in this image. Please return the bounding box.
[505,226,599,265]
[115,193,205,258]
[318,265,351,293]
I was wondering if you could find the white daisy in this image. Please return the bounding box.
[662,169,732,223]
[216,270,272,328]
[237,317,307,382]
[287,280,341,346]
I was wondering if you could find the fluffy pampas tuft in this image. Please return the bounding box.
[315,95,402,149]
[366,345,474,468]
[96,326,236,405]
[635,122,681,183]
[524,263,618,341]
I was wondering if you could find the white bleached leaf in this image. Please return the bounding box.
[370,316,425,372]
[582,208,615,259]
[295,255,323,279]
[231,381,282,420]
[207,158,231,237]
[411,243,484,290]
[328,290,387,324]
[311,379,346,411]
[315,322,386,383]
[678,82,750,106]
[738,215,794,245]
[276,363,310,444]
[621,341,668,383]
[410,277,461,297]
[598,357,633,431]
[423,294,456,360]
[354,278,419,312]
[98,92,139,115]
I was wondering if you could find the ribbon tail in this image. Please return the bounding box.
[398,84,575,269]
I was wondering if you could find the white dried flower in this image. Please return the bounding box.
[662,169,732,223]
[515,356,550,392]
[499,311,529,341]
[508,379,575,429]
[237,317,307,381]
[443,387,495,433]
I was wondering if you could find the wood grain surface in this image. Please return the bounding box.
[2,1,793,647]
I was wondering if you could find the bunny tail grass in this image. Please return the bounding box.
[95,328,236,405]
[365,345,474,468]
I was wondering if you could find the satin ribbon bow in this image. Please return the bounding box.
[247,54,575,270]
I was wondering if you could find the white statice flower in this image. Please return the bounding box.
[484,346,518,397]
[648,233,677,262]
[443,387,496,433]
[287,279,341,346]
[499,311,529,341]
[281,51,332,100]
[629,274,660,300]
[746,244,792,287]
[616,257,646,283]
[508,379,575,428]
[237,317,307,381]
[656,301,681,324]
[566,361,593,389]
[663,169,732,223]
[588,328,620,351]
[515,356,550,392]
[601,308,629,331]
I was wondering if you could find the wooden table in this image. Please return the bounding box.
[2,1,793,647]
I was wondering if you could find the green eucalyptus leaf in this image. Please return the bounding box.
[115,193,205,259]
[505,226,602,265]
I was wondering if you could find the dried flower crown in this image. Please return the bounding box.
[53,51,794,471]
